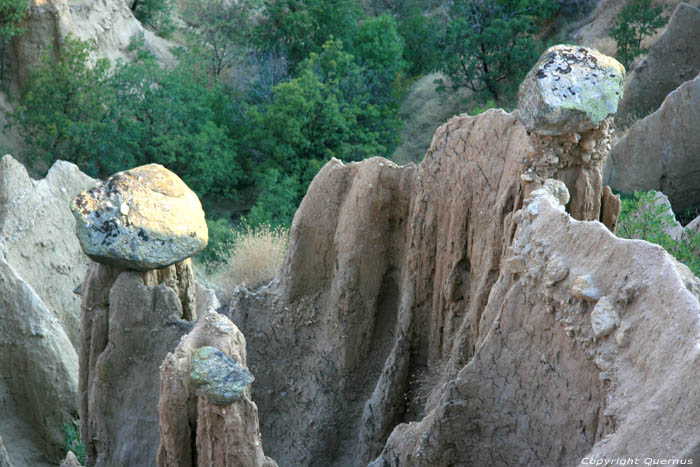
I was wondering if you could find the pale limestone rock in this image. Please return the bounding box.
[572,274,601,302]
[72,164,208,271]
[590,296,619,337]
[518,45,625,135]
[59,451,81,467]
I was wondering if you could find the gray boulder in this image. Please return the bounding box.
[518,45,625,135]
[190,346,254,406]
[617,3,700,123]
[71,164,208,271]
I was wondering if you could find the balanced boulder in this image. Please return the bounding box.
[191,346,254,406]
[71,164,208,271]
[518,45,625,135]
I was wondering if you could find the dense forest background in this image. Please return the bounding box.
[2,0,665,265]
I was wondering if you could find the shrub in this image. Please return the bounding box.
[616,190,700,277]
[610,0,668,69]
[212,223,289,290]
[62,422,86,465]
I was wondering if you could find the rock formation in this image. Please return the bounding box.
[59,452,80,467]
[605,74,700,213]
[0,155,95,466]
[75,164,207,466]
[0,154,95,346]
[12,0,173,88]
[79,261,196,466]
[158,311,276,467]
[226,45,700,466]
[372,184,700,466]
[617,3,700,123]
[517,45,624,224]
[72,164,208,271]
[0,436,12,467]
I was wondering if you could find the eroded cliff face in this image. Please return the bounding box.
[227,49,699,466]
[12,0,173,88]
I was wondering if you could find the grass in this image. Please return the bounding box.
[210,223,289,291]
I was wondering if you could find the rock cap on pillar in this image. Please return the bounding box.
[518,45,625,135]
[71,164,208,271]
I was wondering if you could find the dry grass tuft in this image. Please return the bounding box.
[212,223,289,290]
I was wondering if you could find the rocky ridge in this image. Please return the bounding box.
[0,155,95,466]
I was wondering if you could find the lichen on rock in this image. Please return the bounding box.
[190,346,254,406]
[71,164,208,271]
[518,45,625,135]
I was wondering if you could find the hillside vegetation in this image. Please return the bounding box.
[4,0,670,266]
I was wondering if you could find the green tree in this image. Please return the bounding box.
[0,0,28,81]
[439,0,558,101]
[610,0,668,69]
[183,0,260,77]
[243,39,402,226]
[13,36,239,199]
[255,0,362,69]
[12,35,122,175]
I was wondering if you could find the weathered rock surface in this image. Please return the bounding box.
[72,164,208,271]
[0,156,94,466]
[518,45,625,135]
[79,260,196,467]
[372,188,700,466]
[59,452,81,467]
[226,54,697,465]
[12,0,173,88]
[158,310,275,467]
[0,240,78,466]
[228,109,528,466]
[605,74,700,213]
[0,436,12,467]
[0,154,95,346]
[617,3,700,123]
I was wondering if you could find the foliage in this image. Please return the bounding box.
[62,423,86,465]
[12,36,238,198]
[243,39,402,226]
[438,0,558,101]
[255,0,362,69]
[0,0,28,81]
[617,191,700,277]
[210,222,289,290]
[183,0,260,77]
[130,0,173,36]
[12,35,120,174]
[610,0,667,69]
[397,7,441,77]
